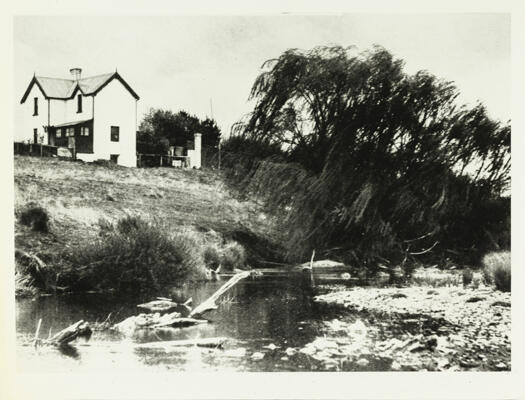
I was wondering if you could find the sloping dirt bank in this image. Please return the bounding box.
[14,156,284,295]
[310,286,510,371]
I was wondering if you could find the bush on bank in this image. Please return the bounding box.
[63,216,206,292]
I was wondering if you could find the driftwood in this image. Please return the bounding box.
[137,297,193,313]
[137,299,179,312]
[189,270,251,318]
[113,311,207,333]
[134,337,227,349]
[48,320,92,346]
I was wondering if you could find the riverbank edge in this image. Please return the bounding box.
[313,284,511,371]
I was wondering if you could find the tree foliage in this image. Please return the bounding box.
[138,109,221,154]
[228,45,510,267]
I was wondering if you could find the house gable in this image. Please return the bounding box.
[90,73,139,100]
[20,72,139,104]
[20,76,48,103]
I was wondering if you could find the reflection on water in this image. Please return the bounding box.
[16,277,337,372]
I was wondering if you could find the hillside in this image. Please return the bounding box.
[14,156,284,294]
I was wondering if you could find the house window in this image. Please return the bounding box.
[81,127,90,136]
[33,98,38,116]
[56,128,62,138]
[110,126,120,142]
[66,127,75,137]
[77,94,82,113]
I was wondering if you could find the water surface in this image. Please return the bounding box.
[17,277,346,372]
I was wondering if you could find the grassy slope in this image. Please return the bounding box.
[14,156,281,270]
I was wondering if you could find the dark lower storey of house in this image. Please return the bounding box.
[47,118,94,154]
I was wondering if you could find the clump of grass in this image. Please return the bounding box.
[482,251,511,292]
[462,268,473,287]
[14,249,53,295]
[64,216,206,292]
[410,266,461,287]
[220,241,247,271]
[18,202,49,232]
[203,245,221,271]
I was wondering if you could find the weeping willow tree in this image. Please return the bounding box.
[226,45,510,268]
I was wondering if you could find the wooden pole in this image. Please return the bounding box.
[34,318,42,349]
[309,250,316,286]
[218,141,221,170]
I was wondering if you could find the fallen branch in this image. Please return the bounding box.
[113,311,207,333]
[409,241,439,255]
[189,271,251,318]
[48,320,92,346]
[134,337,227,349]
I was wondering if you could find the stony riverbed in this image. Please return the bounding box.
[308,286,511,371]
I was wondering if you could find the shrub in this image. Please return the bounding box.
[18,202,49,232]
[462,268,473,287]
[65,216,206,292]
[220,241,247,271]
[203,245,221,271]
[482,251,511,292]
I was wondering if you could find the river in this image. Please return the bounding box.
[16,276,357,372]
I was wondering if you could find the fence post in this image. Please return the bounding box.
[160,155,163,167]
[40,143,43,157]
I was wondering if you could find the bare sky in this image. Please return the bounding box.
[14,14,510,136]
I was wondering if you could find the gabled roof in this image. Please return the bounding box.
[20,72,140,103]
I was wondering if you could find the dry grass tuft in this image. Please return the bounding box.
[482,251,511,292]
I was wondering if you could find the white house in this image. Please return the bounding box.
[20,68,139,167]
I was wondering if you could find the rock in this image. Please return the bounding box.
[285,347,297,356]
[459,359,480,368]
[264,343,279,350]
[392,293,408,299]
[391,360,402,371]
[299,346,317,356]
[495,362,507,370]
[466,296,485,303]
[491,301,511,308]
[356,358,369,367]
[251,352,265,360]
[436,358,450,370]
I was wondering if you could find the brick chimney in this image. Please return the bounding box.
[70,68,82,80]
[193,133,202,169]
